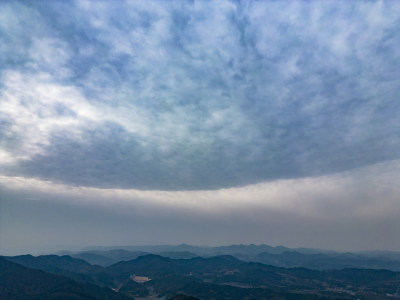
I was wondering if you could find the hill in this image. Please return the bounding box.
[7,253,400,299]
[107,254,400,299]
[6,254,114,287]
[0,256,130,300]
[72,244,400,271]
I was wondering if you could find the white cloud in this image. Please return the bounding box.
[0,71,97,159]
[0,0,399,190]
[0,149,17,164]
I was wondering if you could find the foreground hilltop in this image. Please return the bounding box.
[0,256,129,300]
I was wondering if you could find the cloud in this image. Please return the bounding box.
[1,1,399,254]
[1,159,399,218]
[1,159,400,254]
[0,0,399,190]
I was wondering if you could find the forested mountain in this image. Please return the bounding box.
[252,250,400,271]
[65,244,400,271]
[5,253,400,299]
[0,257,130,300]
[6,254,114,287]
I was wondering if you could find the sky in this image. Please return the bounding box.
[0,0,399,255]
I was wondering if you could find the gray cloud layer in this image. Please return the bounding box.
[1,1,399,190]
[1,160,400,254]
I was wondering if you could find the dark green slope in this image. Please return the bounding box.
[143,275,334,300]
[119,279,149,298]
[65,249,150,266]
[6,254,114,287]
[6,254,100,273]
[254,251,400,271]
[6,253,400,299]
[0,257,130,300]
[106,254,242,276]
[69,245,400,271]
[106,254,185,282]
[69,252,115,267]
[167,281,330,300]
[107,254,400,299]
[167,295,200,300]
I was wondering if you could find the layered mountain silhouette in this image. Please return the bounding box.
[61,244,400,271]
[5,251,400,299]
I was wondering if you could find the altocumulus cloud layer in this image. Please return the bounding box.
[1,0,400,190]
[0,0,400,253]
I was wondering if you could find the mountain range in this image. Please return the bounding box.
[4,246,400,299]
[59,244,400,271]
